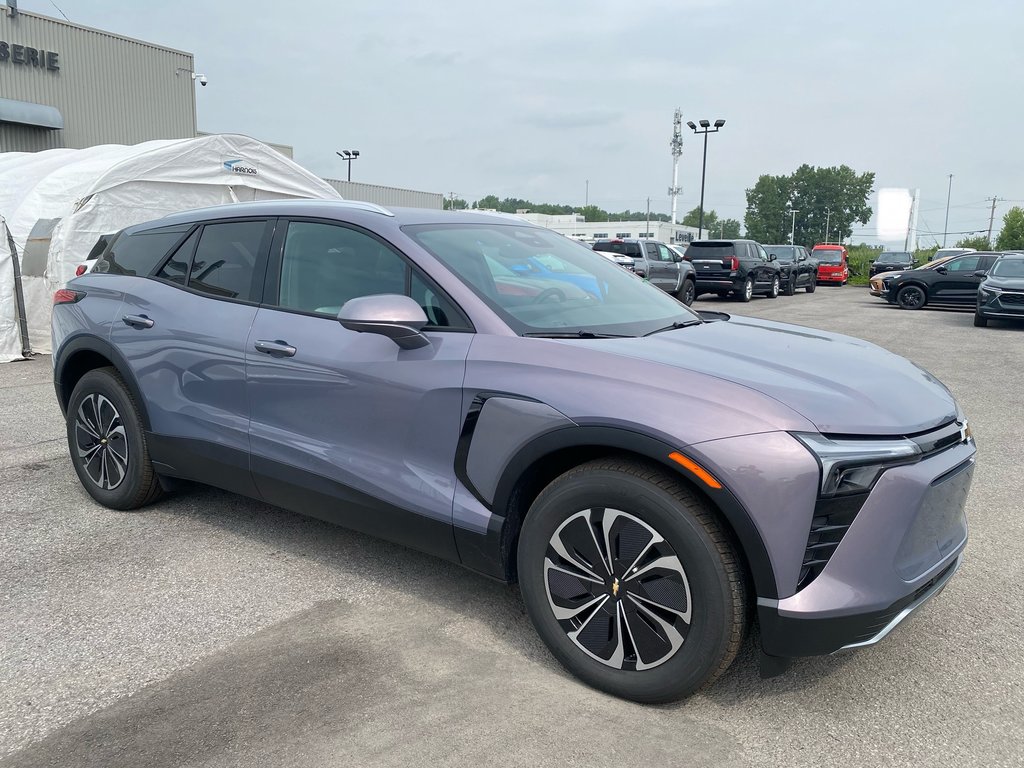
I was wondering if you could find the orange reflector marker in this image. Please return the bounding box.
[668,452,722,489]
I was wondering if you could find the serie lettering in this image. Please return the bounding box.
[0,40,60,70]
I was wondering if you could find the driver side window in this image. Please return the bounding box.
[946,255,981,273]
[276,221,467,328]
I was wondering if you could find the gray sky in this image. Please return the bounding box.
[26,0,1024,245]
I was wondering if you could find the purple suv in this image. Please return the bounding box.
[52,201,974,703]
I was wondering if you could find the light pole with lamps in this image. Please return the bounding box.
[336,150,360,182]
[686,119,726,239]
[790,209,800,245]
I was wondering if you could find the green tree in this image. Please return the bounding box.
[443,197,468,210]
[578,205,608,222]
[744,165,875,247]
[682,206,719,233]
[956,235,991,250]
[720,218,742,239]
[995,206,1024,250]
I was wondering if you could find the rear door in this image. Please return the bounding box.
[655,243,681,291]
[644,241,664,287]
[244,218,473,559]
[752,243,773,287]
[108,218,275,497]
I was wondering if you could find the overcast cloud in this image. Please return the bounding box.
[22,0,1024,244]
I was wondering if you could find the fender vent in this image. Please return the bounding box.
[797,493,868,591]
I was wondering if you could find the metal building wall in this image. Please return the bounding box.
[324,178,443,210]
[0,6,196,152]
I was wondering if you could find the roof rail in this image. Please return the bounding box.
[330,200,394,217]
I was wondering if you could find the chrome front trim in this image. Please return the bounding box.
[838,552,963,651]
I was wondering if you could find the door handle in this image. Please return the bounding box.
[122,314,154,329]
[254,339,297,357]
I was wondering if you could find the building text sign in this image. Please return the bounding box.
[0,40,60,71]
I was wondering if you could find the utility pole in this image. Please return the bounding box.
[824,207,832,244]
[668,108,683,224]
[903,191,916,251]
[790,209,799,245]
[986,196,1001,247]
[448,192,458,210]
[585,180,589,207]
[645,197,651,239]
[943,173,953,247]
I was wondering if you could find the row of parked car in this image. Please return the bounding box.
[868,247,1024,327]
[588,237,852,305]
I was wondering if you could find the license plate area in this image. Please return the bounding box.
[895,459,972,581]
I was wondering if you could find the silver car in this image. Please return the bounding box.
[52,201,974,703]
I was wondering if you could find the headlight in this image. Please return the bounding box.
[981,284,1002,295]
[794,433,921,497]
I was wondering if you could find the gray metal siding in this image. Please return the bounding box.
[323,178,443,210]
[0,8,195,152]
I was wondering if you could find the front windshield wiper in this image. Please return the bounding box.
[523,330,635,339]
[642,319,703,337]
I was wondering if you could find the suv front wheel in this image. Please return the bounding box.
[66,367,163,510]
[517,458,747,703]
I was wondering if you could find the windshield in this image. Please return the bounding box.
[991,258,1024,277]
[766,246,797,263]
[594,241,642,258]
[877,252,911,262]
[404,223,699,336]
[815,249,843,264]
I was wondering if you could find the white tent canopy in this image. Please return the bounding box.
[0,134,341,361]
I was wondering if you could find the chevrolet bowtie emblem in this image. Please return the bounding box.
[612,578,620,597]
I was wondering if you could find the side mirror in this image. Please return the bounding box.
[672,253,683,262]
[935,266,948,275]
[798,254,807,261]
[768,253,777,261]
[338,294,430,350]
[973,270,988,278]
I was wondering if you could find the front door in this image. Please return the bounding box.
[932,253,992,304]
[244,219,473,559]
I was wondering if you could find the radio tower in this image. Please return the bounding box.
[669,109,684,225]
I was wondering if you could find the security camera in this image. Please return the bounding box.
[198,74,208,87]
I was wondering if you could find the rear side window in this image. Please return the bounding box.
[685,242,737,260]
[155,228,200,286]
[103,225,191,276]
[186,221,267,301]
[595,241,642,258]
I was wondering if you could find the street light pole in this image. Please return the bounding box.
[824,207,832,244]
[687,119,726,240]
[790,209,799,245]
[943,173,953,247]
[336,150,361,182]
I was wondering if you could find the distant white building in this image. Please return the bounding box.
[505,212,701,245]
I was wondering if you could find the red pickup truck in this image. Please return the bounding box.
[811,244,849,285]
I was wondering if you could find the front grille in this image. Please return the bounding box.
[797,493,868,590]
[1000,293,1024,305]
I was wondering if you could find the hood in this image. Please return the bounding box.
[987,276,1024,290]
[580,317,957,436]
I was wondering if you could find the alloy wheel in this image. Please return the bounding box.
[898,285,926,309]
[743,279,753,300]
[75,393,129,490]
[543,508,692,671]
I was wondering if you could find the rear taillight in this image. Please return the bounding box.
[723,256,739,270]
[75,264,88,276]
[53,288,85,305]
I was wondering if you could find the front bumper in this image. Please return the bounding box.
[978,290,1024,320]
[817,271,847,282]
[757,438,973,659]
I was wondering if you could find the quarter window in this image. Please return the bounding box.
[186,222,266,302]
[103,224,191,276]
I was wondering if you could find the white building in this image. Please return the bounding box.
[508,212,701,244]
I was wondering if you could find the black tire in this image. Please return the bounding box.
[783,276,796,296]
[806,276,816,293]
[974,312,989,327]
[736,276,754,303]
[517,458,747,704]
[676,278,696,306]
[767,275,780,299]
[896,284,927,310]
[66,367,163,510]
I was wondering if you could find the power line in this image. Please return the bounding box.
[49,1,70,21]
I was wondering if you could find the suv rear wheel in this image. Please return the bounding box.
[737,276,754,303]
[806,275,817,293]
[767,275,780,299]
[67,367,163,510]
[517,458,747,703]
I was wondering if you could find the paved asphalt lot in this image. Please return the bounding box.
[1,287,1021,767]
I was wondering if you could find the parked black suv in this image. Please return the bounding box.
[685,239,782,302]
[593,239,696,304]
[764,245,817,295]
[870,251,915,277]
[881,251,1001,309]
